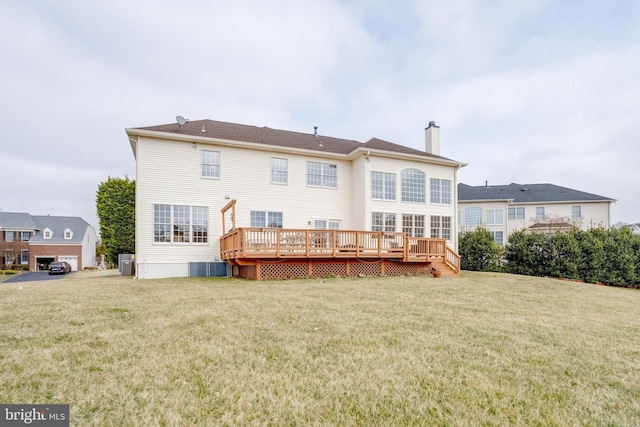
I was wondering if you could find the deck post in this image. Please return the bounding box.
[256,261,261,281]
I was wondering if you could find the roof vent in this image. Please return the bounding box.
[521,187,528,192]
[314,126,318,137]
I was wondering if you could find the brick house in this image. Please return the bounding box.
[0,212,97,271]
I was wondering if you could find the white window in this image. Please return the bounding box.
[431,216,452,240]
[43,228,53,239]
[430,178,452,205]
[173,205,191,243]
[251,211,283,228]
[536,207,545,220]
[313,219,341,230]
[4,231,14,242]
[153,204,209,243]
[307,161,337,188]
[21,231,31,241]
[401,169,425,203]
[372,212,396,232]
[371,172,396,200]
[489,231,504,245]
[508,207,525,220]
[64,228,73,239]
[486,210,504,226]
[464,207,482,227]
[20,250,29,264]
[201,150,220,178]
[154,205,171,243]
[192,207,208,243]
[572,206,581,219]
[271,158,288,184]
[402,214,425,237]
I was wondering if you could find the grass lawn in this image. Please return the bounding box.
[1,270,639,426]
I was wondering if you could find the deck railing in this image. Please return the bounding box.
[220,228,459,270]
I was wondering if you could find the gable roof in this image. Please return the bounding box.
[0,212,38,230]
[29,215,92,244]
[458,183,616,204]
[129,119,464,165]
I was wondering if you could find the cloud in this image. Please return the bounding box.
[1,0,639,227]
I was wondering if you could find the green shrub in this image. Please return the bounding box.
[505,227,640,288]
[459,228,503,272]
[3,270,17,275]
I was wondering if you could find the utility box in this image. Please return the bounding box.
[118,254,135,276]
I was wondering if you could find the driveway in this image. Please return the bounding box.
[3,271,73,283]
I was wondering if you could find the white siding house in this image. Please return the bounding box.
[127,119,466,279]
[458,183,616,242]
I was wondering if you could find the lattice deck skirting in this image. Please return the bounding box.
[236,258,433,280]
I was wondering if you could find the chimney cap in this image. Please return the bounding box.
[427,121,438,128]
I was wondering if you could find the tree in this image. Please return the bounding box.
[96,176,135,265]
[459,227,503,272]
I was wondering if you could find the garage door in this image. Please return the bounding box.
[58,256,78,271]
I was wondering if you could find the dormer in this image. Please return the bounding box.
[64,228,73,240]
[43,228,53,239]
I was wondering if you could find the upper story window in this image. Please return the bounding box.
[508,207,525,220]
[201,150,220,179]
[153,204,209,244]
[271,158,288,184]
[371,212,396,232]
[250,211,283,228]
[430,178,452,205]
[307,161,337,188]
[21,231,31,241]
[371,172,396,200]
[401,169,425,203]
[64,228,73,240]
[464,207,482,227]
[43,228,53,239]
[536,207,545,220]
[4,231,14,242]
[486,210,504,226]
[572,206,581,219]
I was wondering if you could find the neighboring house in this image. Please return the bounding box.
[0,212,97,271]
[126,119,467,279]
[621,223,640,235]
[458,183,616,243]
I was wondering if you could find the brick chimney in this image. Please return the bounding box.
[425,121,440,155]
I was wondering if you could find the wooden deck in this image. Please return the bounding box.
[220,228,460,279]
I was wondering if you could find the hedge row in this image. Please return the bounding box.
[460,227,640,288]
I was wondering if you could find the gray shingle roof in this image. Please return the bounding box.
[0,212,37,230]
[29,215,91,244]
[458,183,615,203]
[134,119,460,162]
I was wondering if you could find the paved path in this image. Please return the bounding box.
[3,271,73,283]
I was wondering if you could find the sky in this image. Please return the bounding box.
[1,0,639,233]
